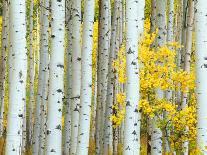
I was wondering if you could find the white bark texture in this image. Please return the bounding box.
[45,0,65,154]
[33,0,50,154]
[195,0,207,154]
[5,0,27,154]
[27,0,35,147]
[182,1,194,154]
[76,0,95,154]
[151,0,167,154]
[123,0,144,154]
[95,0,111,154]
[64,0,72,154]
[70,0,81,154]
[103,0,119,154]
[38,0,50,154]
[0,0,9,137]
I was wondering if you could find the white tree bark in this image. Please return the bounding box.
[0,0,9,137]
[182,1,194,154]
[70,0,81,154]
[45,0,65,154]
[33,0,50,154]
[38,0,50,154]
[76,0,95,154]
[103,0,119,154]
[195,0,207,154]
[5,0,27,154]
[64,0,72,154]
[27,0,35,148]
[123,0,144,154]
[151,0,167,155]
[95,0,111,154]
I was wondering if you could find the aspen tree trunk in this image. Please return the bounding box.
[182,0,194,108]
[151,0,167,155]
[113,1,123,154]
[64,0,72,154]
[33,0,50,154]
[103,0,119,154]
[181,0,188,69]
[5,0,27,154]
[38,0,50,154]
[181,1,194,154]
[45,0,65,154]
[90,73,97,141]
[123,0,144,154]
[195,0,207,154]
[95,0,111,154]
[70,0,81,154]
[27,0,35,147]
[176,0,184,69]
[148,1,156,154]
[167,0,174,44]
[0,0,9,137]
[76,0,95,154]
[165,0,175,153]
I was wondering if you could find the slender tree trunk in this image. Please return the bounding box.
[0,0,9,137]
[151,0,167,155]
[45,0,65,154]
[64,0,72,154]
[123,0,144,154]
[38,0,50,154]
[195,0,207,154]
[103,0,118,154]
[27,0,35,148]
[5,0,28,154]
[70,0,81,154]
[76,0,95,154]
[33,0,50,154]
[95,0,111,154]
[181,1,194,154]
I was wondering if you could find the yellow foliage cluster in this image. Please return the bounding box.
[111,19,197,151]
[110,93,126,127]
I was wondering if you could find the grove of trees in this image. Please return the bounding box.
[0,0,206,155]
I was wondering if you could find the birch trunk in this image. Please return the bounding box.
[195,0,207,154]
[33,0,50,154]
[95,0,111,154]
[5,0,27,154]
[182,1,194,154]
[70,0,81,154]
[64,0,72,154]
[45,0,65,154]
[151,0,167,154]
[38,0,50,154]
[123,0,144,154]
[76,0,95,154]
[103,0,119,154]
[0,0,9,137]
[27,0,35,147]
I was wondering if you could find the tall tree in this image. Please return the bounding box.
[45,0,65,154]
[76,0,95,154]
[151,0,167,154]
[0,0,9,137]
[103,0,119,153]
[70,0,82,154]
[123,0,144,154]
[5,0,28,154]
[38,0,50,154]
[195,0,207,154]
[64,0,72,154]
[27,0,35,147]
[95,0,111,154]
[33,0,50,154]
